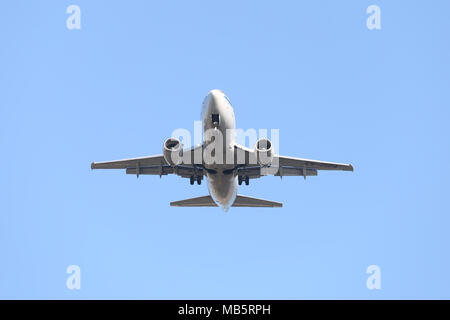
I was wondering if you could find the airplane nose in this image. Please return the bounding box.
[208,90,224,104]
[207,90,220,112]
[209,89,223,97]
[202,90,221,119]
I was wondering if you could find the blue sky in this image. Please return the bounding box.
[1,0,449,299]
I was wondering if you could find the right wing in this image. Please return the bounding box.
[276,155,354,171]
[234,144,353,179]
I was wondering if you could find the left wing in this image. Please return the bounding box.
[91,154,166,170]
[91,145,203,178]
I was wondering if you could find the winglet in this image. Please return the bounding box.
[346,164,354,172]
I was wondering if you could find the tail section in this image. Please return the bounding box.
[232,195,282,207]
[170,195,282,208]
[170,195,217,207]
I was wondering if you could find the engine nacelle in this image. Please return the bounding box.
[255,138,273,167]
[163,138,183,166]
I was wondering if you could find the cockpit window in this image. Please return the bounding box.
[224,96,232,105]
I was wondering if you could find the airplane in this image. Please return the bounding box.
[91,90,353,210]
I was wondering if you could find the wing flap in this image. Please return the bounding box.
[238,166,318,178]
[275,167,318,177]
[126,165,203,178]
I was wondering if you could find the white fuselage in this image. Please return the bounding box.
[201,90,238,210]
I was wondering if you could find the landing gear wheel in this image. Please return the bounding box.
[245,176,249,186]
[238,176,243,185]
[197,176,202,185]
[190,176,194,185]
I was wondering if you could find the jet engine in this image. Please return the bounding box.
[163,138,183,166]
[255,138,273,166]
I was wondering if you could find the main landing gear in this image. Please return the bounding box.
[238,176,249,186]
[190,176,202,185]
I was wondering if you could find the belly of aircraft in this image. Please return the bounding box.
[207,173,238,210]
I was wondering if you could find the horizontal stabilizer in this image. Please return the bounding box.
[170,195,282,208]
[170,195,218,207]
[232,195,282,207]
